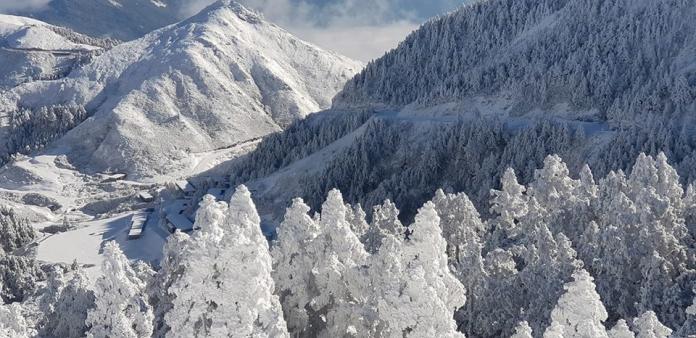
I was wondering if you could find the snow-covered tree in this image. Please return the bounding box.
[346,203,369,239]
[150,231,189,338]
[0,254,45,303]
[677,293,696,337]
[272,198,321,335]
[0,208,35,254]
[312,189,369,337]
[223,185,288,337]
[545,269,609,338]
[363,199,404,254]
[632,311,672,338]
[0,302,34,338]
[364,202,466,338]
[165,188,288,337]
[49,268,95,338]
[395,201,466,337]
[510,321,533,338]
[489,168,528,248]
[432,189,485,263]
[86,241,153,338]
[608,320,635,338]
[37,267,64,335]
[364,234,405,336]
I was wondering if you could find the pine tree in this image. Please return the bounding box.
[86,241,153,338]
[397,201,466,337]
[364,199,404,254]
[51,268,95,338]
[222,185,288,337]
[165,188,288,337]
[608,319,635,338]
[677,293,696,337]
[365,233,405,337]
[632,311,672,338]
[545,269,609,338]
[0,302,34,338]
[38,267,65,336]
[510,321,533,338]
[150,231,189,338]
[312,189,369,337]
[346,203,369,239]
[432,189,485,263]
[489,168,528,248]
[272,198,322,335]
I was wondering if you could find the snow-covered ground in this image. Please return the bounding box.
[35,210,166,279]
[0,135,258,273]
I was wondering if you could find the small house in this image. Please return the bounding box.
[128,213,149,240]
[165,213,194,233]
[174,180,196,196]
[99,173,127,183]
[137,191,155,203]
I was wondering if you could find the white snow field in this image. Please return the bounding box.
[1,0,362,180]
[36,210,166,278]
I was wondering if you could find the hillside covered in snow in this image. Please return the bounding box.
[334,0,696,125]
[229,0,696,222]
[0,15,110,90]
[9,0,185,42]
[0,0,362,179]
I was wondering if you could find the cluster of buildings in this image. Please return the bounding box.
[162,178,231,233]
[123,176,231,240]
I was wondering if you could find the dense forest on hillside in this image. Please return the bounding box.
[3,153,696,337]
[335,0,696,126]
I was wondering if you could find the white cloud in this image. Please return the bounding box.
[178,0,453,62]
[290,21,418,61]
[0,0,51,11]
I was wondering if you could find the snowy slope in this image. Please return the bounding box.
[335,0,696,124]
[0,15,103,89]
[9,0,182,42]
[227,0,696,223]
[1,1,362,179]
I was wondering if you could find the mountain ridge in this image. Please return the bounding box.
[0,1,362,179]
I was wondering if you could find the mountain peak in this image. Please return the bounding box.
[188,0,264,25]
[0,0,361,179]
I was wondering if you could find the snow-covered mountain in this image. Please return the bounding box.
[335,0,696,123]
[1,0,362,179]
[0,15,108,90]
[10,0,183,42]
[230,0,696,220]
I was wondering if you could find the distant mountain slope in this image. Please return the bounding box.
[229,0,696,221]
[11,0,182,41]
[0,15,110,90]
[0,1,362,178]
[335,0,696,125]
